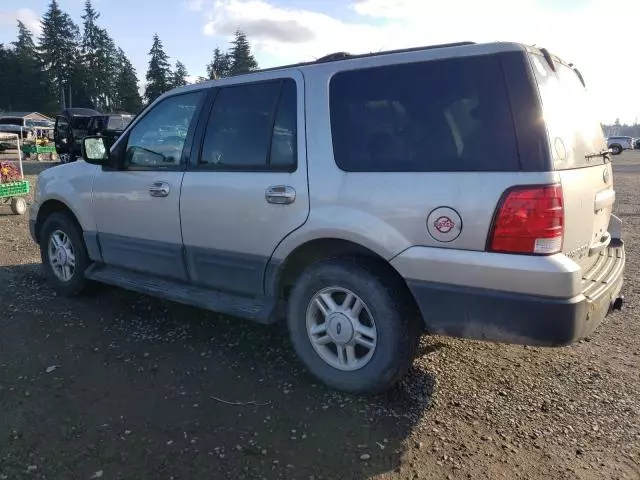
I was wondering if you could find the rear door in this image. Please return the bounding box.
[528,53,614,272]
[180,73,308,297]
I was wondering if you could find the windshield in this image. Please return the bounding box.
[528,53,606,170]
[0,118,24,127]
[71,116,92,129]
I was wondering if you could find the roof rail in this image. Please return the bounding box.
[255,41,476,74]
[316,52,353,63]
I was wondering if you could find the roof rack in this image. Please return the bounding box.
[255,41,476,74]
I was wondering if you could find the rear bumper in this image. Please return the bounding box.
[406,240,625,346]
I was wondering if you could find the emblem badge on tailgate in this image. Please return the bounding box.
[603,168,610,183]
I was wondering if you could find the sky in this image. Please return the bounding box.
[0,0,638,124]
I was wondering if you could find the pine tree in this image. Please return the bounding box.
[80,0,100,106]
[0,44,16,110]
[207,47,231,79]
[39,0,82,108]
[229,31,258,76]
[81,0,121,110]
[172,60,188,88]
[144,34,172,103]
[113,48,142,113]
[115,48,143,113]
[14,21,38,57]
[12,21,55,111]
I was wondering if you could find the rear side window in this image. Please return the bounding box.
[329,55,519,172]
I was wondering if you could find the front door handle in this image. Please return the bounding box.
[265,185,296,205]
[149,181,170,198]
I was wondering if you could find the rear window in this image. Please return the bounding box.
[107,116,133,131]
[528,53,606,170]
[329,55,519,172]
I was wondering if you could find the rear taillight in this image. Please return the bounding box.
[489,185,564,255]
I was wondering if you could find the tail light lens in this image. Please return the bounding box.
[489,185,564,255]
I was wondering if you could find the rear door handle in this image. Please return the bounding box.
[149,181,170,198]
[265,185,296,205]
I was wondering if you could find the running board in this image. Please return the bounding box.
[85,264,278,324]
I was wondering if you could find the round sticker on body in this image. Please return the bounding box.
[426,207,462,243]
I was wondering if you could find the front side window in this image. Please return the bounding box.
[200,79,297,170]
[330,55,519,172]
[126,91,203,168]
[55,116,69,138]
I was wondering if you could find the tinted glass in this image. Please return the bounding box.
[528,53,606,170]
[200,81,282,168]
[126,91,203,167]
[330,55,519,172]
[0,118,23,126]
[270,79,297,168]
[55,117,69,132]
[107,115,133,131]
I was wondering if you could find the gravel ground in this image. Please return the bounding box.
[0,154,638,480]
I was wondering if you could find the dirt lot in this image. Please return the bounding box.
[1,154,639,480]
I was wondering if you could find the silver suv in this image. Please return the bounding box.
[30,42,625,393]
[607,136,634,155]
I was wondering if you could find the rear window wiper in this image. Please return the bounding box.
[585,150,611,162]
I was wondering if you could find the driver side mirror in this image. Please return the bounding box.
[82,136,108,165]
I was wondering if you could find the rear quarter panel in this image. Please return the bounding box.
[272,55,558,261]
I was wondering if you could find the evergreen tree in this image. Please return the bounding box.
[115,48,143,113]
[80,0,100,106]
[12,21,56,111]
[228,30,258,76]
[81,0,120,110]
[172,60,188,88]
[144,34,172,103]
[206,47,231,79]
[0,44,15,110]
[14,21,38,57]
[39,0,82,108]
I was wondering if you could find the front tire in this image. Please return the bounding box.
[287,259,420,393]
[610,144,623,155]
[40,212,90,296]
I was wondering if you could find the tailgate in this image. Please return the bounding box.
[527,51,613,274]
[559,163,614,272]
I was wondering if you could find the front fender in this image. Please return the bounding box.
[32,162,99,233]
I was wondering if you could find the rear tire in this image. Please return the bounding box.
[40,212,90,296]
[610,144,623,155]
[287,259,421,393]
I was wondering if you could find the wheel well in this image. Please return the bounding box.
[276,238,420,318]
[35,200,80,244]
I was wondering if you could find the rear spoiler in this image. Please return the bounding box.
[538,46,587,88]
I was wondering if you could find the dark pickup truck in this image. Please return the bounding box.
[54,109,133,163]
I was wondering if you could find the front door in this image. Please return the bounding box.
[180,74,309,296]
[91,90,206,281]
